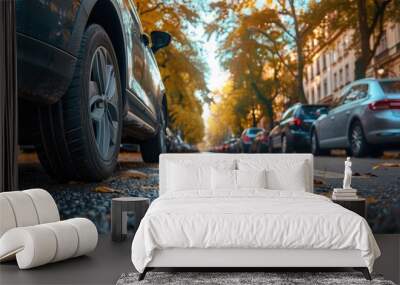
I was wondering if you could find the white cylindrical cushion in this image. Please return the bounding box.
[0,218,97,269]
[0,226,57,269]
[65,218,98,257]
[23,189,60,223]
[42,221,79,262]
[0,196,17,237]
[0,192,39,227]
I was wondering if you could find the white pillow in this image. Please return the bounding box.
[211,168,236,190]
[238,159,308,191]
[266,162,307,191]
[167,163,210,191]
[167,160,236,192]
[236,169,267,189]
[211,169,267,190]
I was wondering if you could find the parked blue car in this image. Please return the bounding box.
[311,78,400,157]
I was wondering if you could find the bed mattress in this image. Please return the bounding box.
[131,190,380,273]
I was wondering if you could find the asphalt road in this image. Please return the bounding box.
[313,155,400,234]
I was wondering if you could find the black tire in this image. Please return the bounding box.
[140,105,167,163]
[311,130,329,156]
[36,24,122,181]
[349,121,369,157]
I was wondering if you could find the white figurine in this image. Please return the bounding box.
[343,157,352,189]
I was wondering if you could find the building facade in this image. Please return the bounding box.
[304,22,400,105]
[367,22,400,78]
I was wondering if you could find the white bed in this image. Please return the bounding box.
[131,154,380,280]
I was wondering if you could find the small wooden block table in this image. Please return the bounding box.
[111,197,150,242]
[332,197,367,219]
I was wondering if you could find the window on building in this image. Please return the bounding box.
[334,72,337,90]
[311,88,315,104]
[376,31,388,55]
[317,83,321,100]
[316,58,320,75]
[397,23,400,43]
[345,64,350,83]
[322,54,327,70]
[323,78,328,97]
[339,68,343,86]
[311,65,314,79]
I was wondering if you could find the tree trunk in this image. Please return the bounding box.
[355,0,371,79]
[250,82,274,129]
[288,0,307,104]
[0,0,18,192]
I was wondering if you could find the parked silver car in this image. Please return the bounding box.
[311,78,400,157]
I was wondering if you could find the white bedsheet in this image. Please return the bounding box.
[131,190,380,273]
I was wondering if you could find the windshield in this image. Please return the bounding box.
[380,80,400,94]
[299,106,327,119]
[248,128,263,135]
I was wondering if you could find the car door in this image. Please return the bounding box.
[124,2,155,118]
[141,46,161,116]
[322,88,352,147]
[273,106,295,148]
[333,84,369,147]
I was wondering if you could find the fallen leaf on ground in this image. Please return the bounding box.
[353,172,361,176]
[92,186,122,193]
[115,170,149,180]
[365,196,378,204]
[313,179,326,185]
[140,185,158,191]
[364,172,377,177]
[372,163,400,170]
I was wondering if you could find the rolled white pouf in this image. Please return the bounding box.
[0,196,17,237]
[0,225,57,269]
[64,218,98,257]
[0,191,39,227]
[42,221,79,262]
[23,189,60,224]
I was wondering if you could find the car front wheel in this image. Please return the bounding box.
[36,24,122,181]
[349,122,369,157]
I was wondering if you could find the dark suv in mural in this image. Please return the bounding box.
[16,0,171,181]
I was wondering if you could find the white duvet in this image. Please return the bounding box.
[131,190,380,273]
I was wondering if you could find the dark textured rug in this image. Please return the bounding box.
[116,271,395,285]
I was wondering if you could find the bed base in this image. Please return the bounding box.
[138,267,371,281]
[138,248,372,281]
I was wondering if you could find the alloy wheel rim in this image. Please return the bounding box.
[351,126,362,153]
[89,46,119,160]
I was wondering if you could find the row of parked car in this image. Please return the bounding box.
[211,78,400,157]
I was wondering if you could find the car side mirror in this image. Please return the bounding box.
[141,33,150,47]
[151,31,171,53]
[316,108,328,117]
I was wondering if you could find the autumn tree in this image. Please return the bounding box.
[134,0,208,143]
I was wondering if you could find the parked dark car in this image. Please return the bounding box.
[311,78,400,157]
[16,0,171,181]
[250,130,269,153]
[240,128,264,153]
[269,104,328,153]
[228,138,241,153]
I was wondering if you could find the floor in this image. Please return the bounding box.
[0,235,133,285]
[1,235,399,285]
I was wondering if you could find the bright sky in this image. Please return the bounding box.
[186,2,230,128]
